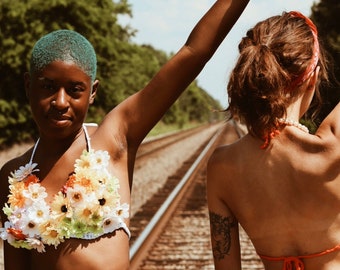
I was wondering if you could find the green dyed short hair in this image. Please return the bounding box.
[30,30,97,81]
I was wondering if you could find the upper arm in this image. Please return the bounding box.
[112,46,204,145]
[316,102,340,140]
[0,163,11,224]
[105,0,250,147]
[0,163,31,269]
[206,150,241,270]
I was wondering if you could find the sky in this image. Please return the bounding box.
[119,0,318,107]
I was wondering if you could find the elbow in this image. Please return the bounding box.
[182,44,213,66]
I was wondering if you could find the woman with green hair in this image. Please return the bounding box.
[0,0,249,269]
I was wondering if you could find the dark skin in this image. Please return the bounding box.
[0,1,250,269]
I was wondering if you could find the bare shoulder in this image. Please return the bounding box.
[208,134,247,168]
[0,149,33,183]
[208,144,235,169]
[0,149,32,220]
[207,138,245,187]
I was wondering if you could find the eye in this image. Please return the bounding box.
[37,77,55,92]
[42,82,55,91]
[68,86,84,94]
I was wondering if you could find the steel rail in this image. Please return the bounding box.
[136,124,210,158]
[129,126,223,261]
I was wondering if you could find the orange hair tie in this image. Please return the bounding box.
[289,11,320,89]
[260,130,280,149]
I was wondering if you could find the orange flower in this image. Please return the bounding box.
[64,174,76,188]
[8,182,26,208]
[7,228,26,240]
[78,177,92,190]
[24,174,40,187]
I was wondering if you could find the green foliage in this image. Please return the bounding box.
[0,99,33,148]
[309,0,340,123]
[0,0,222,149]
[161,80,223,127]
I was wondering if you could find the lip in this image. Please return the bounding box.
[48,113,72,126]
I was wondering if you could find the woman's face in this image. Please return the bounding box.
[25,60,98,139]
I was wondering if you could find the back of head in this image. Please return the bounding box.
[30,29,97,82]
[227,11,329,141]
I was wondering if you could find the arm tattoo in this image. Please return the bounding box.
[209,211,238,261]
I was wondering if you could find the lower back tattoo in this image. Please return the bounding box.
[209,211,238,260]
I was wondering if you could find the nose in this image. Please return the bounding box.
[51,88,69,110]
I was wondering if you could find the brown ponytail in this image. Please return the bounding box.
[226,12,329,143]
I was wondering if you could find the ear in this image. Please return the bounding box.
[24,72,31,98]
[89,79,99,104]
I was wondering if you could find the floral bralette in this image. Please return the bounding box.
[0,149,130,253]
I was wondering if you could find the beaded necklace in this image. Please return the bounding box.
[277,118,309,133]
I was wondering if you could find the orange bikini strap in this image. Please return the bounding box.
[259,255,305,270]
[259,244,340,270]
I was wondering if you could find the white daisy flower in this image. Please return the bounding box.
[75,150,110,173]
[20,216,40,238]
[40,220,64,248]
[91,150,110,169]
[11,161,39,182]
[102,215,120,234]
[0,221,13,241]
[26,203,50,224]
[116,203,130,219]
[66,184,88,208]
[8,207,24,226]
[50,192,70,218]
[26,237,45,253]
[1,223,18,244]
[74,150,92,172]
[22,183,47,205]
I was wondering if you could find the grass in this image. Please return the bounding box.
[146,121,203,138]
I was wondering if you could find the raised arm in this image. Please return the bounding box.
[316,101,340,139]
[108,0,249,147]
[207,148,242,270]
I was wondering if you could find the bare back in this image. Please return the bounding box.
[207,118,340,269]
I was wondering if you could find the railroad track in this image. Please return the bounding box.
[131,123,222,217]
[129,120,265,269]
[137,125,208,159]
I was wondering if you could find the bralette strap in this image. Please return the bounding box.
[29,138,40,164]
[83,123,96,152]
